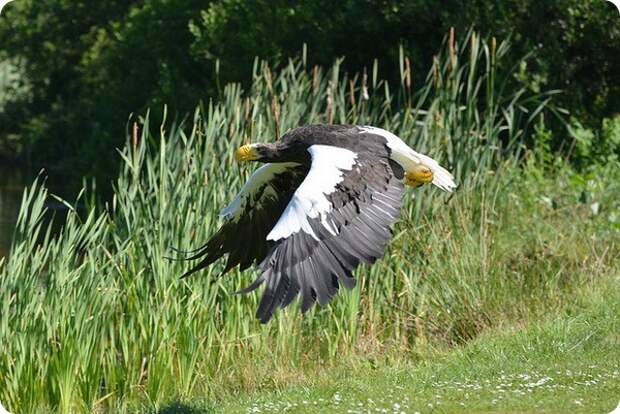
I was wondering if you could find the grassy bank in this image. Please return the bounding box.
[141,155,619,414]
[217,278,620,414]
[171,159,620,414]
[1,33,618,413]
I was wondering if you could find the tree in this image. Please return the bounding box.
[0,0,618,176]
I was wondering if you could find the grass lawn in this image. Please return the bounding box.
[167,280,619,414]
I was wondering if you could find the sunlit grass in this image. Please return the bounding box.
[1,31,617,413]
[220,281,620,413]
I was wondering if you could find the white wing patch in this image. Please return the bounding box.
[266,145,357,241]
[358,126,456,192]
[220,162,300,221]
[0,400,13,414]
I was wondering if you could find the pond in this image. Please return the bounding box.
[0,164,75,258]
[0,164,29,257]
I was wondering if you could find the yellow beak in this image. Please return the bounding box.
[234,145,260,162]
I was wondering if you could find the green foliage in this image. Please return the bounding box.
[460,0,620,124]
[188,0,399,85]
[0,58,31,113]
[569,115,620,167]
[0,0,206,177]
[0,57,32,157]
[531,116,556,167]
[602,116,620,153]
[219,291,620,413]
[189,0,620,134]
[1,35,618,412]
[0,0,618,175]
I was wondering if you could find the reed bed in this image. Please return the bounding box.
[0,31,578,413]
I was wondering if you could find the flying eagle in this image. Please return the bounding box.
[181,124,455,322]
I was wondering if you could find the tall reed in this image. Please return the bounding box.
[0,31,558,412]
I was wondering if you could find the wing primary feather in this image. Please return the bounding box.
[234,273,267,295]
[307,256,331,305]
[298,261,317,313]
[257,271,291,323]
[179,252,220,279]
[256,268,278,322]
[168,242,211,255]
[280,275,300,308]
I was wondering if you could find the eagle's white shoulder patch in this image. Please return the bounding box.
[0,0,15,16]
[267,145,357,241]
[0,400,12,414]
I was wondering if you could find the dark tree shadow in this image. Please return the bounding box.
[151,401,211,414]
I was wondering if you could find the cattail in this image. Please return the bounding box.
[432,55,441,88]
[349,78,357,107]
[234,99,240,129]
[132,121,139,157]
[362,67,369,101]
[271,95,280,139]
[244,97,251,124]
[405,56,412,91]
[449,27,456,70]
[264,65,273,94]
[312,65,320,94]
[326,81,334,124]
[399,45,405,87]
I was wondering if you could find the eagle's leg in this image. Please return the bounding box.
[404,165,433,187]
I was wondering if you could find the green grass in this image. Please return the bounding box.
[216,283,620,413]
[1,31,618,413]
[152,160,620,414]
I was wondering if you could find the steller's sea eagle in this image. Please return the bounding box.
[180,124,456,322]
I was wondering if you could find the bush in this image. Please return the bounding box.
[0,0,618,176]
[569,115,620,167]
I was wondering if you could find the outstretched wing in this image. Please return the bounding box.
[179,162,309,278]
[242,145,405,323]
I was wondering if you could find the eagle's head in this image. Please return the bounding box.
[234,142,310,164]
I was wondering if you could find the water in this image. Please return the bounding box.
[0,164,75,257]
[0,165,30,257]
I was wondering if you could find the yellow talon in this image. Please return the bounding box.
[405,165,433,187]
